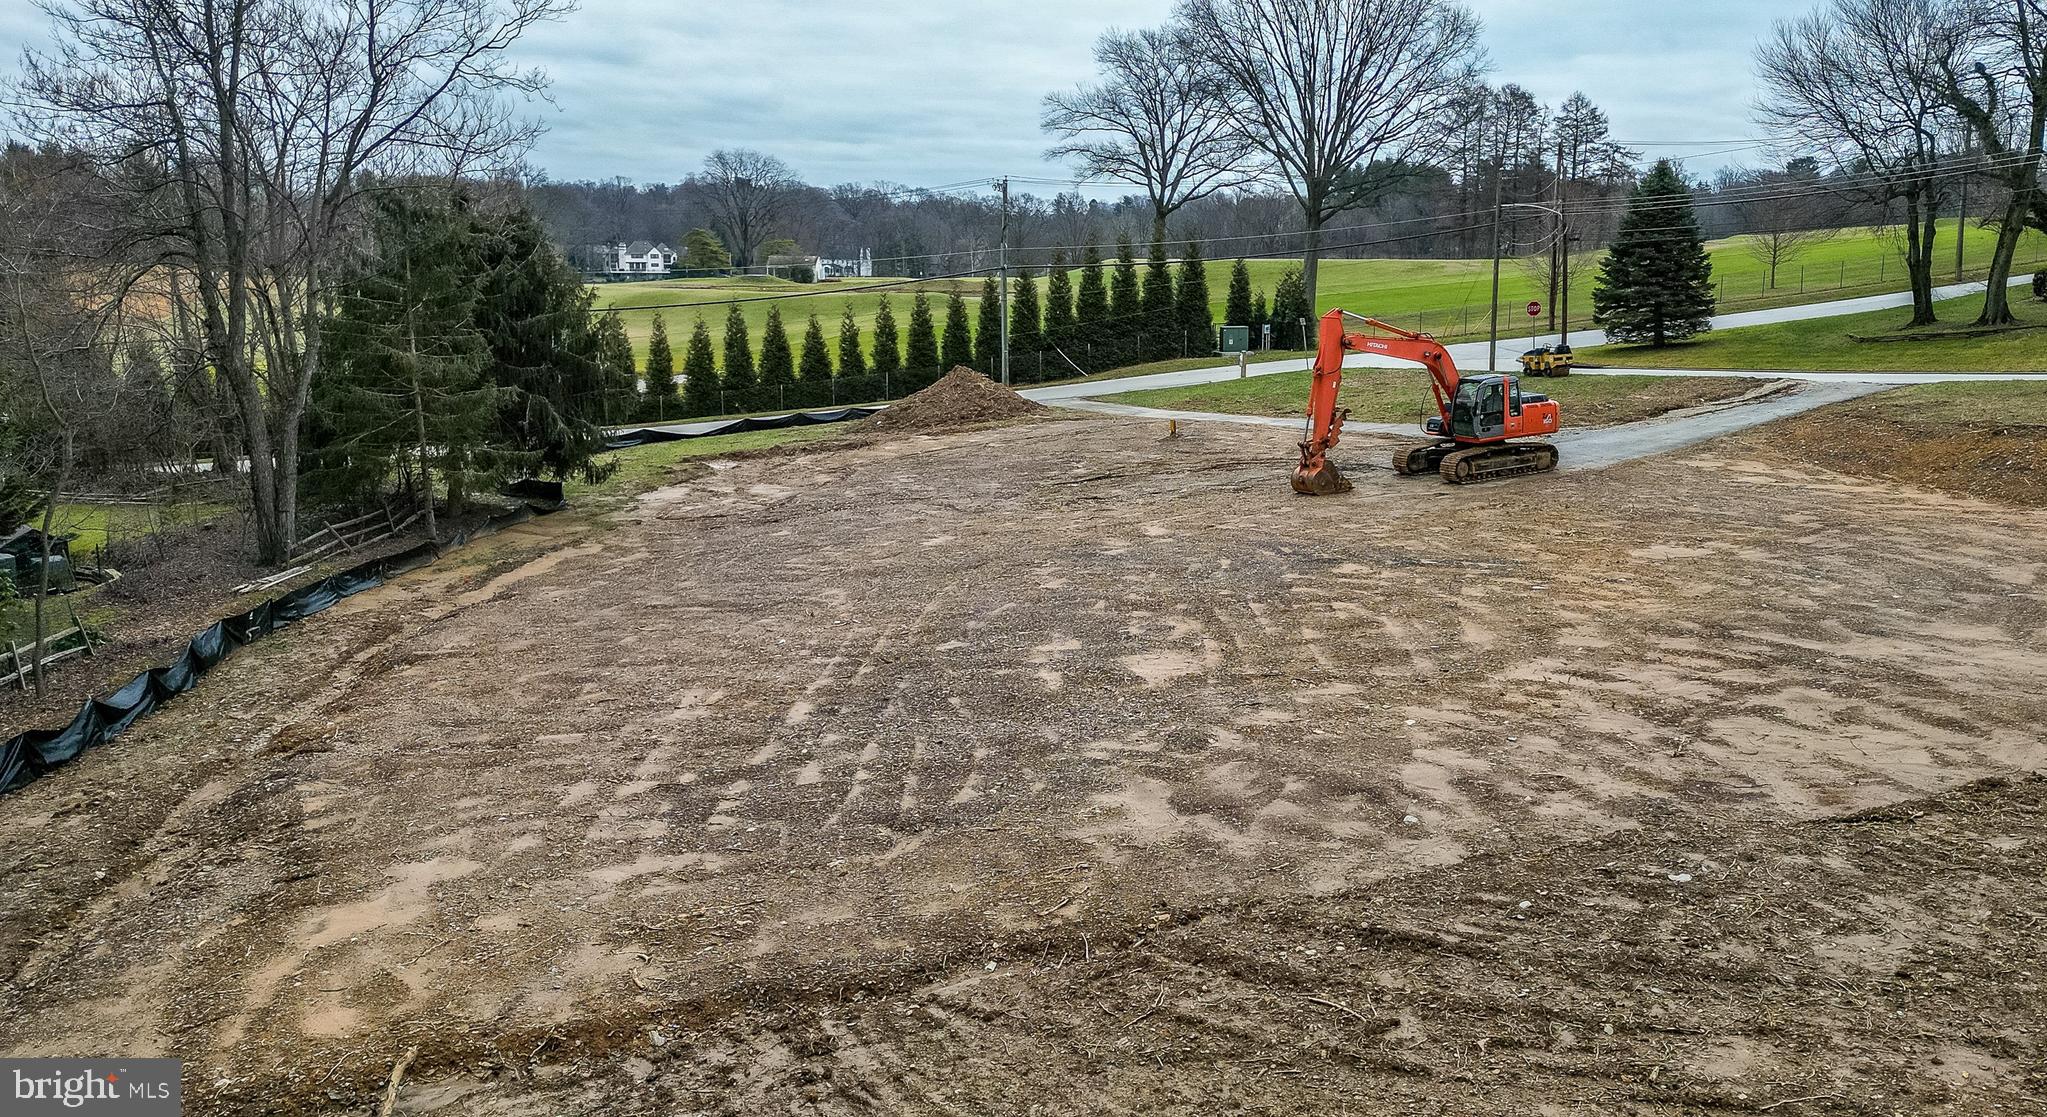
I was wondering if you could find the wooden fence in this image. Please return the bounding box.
[288,498,422,567]
[2,602,96,691]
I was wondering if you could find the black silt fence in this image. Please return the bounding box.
[0,497,564,795]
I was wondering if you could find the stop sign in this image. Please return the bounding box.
[1526,300,1542,317]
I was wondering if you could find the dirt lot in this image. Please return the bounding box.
[2,413,2044,1115]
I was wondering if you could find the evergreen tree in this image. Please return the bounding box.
[592,312,638,423]
[682,317,721,416]
[1175,240,1212,355]
[1141,238,1177,360]
[1108,237,1140,364]
[1270,267,1311,349]
[871,294,902,380]
[1592,159,1715,347]
[315,190,496,529]
[975,276,1003,371]
[644,313,676,404]
[759,304,795,394]
[1252,290,1269,338]
[1075,244,1109,353]
[1225,259,1255,327]
[471,204,613,478]
[838,305,867,381]
[941,291,974,371]
[905,290,940,380]
[721,303,756,393]
[1044,250,1077,353]
[683,227,732,270]
[798,313,833,403]
[1009,266,1043,378]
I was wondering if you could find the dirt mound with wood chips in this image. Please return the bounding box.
[863,366,1045,433]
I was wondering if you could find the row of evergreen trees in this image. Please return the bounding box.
[639,238,1291,417]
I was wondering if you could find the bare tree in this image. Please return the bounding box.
[1041,25,1252,240]
[1757,0,1957,326]
[1178,0,1485,311]
[1932,0,2047,325]
[0,151,131,695]
[14,0,569,563]
[1723,163,1839,288]
[693,149,799,268]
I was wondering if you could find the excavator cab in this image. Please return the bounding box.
[1450,376,1508,440]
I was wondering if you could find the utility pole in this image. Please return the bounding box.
[1487,157,1504,372]
[998,177,1011,385]
[1956,143,1970,283]
[1549,137,1564,337]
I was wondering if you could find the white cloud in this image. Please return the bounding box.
[0,0,1798,186]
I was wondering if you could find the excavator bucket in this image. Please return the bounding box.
[1290,457,1352,496]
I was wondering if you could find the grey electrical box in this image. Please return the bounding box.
[1218,325,1251,353]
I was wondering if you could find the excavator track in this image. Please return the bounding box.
[1392,441,1455,476]
[1437,442,1559,485]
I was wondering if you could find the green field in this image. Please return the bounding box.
[44,500,231,559]
[1582,292,2047,373]
[595,220,2047,372]
[1096,369,1761,428]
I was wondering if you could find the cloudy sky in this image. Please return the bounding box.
[0,0,1797,188]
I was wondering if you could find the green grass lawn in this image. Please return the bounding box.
[1871,378,2047,422]
[45,501,231,558]
[1096,368,1762,428]
[598,221,2047,373]
[1581,292,2047,373]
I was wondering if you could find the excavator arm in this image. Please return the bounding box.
[1291,309,1463,495]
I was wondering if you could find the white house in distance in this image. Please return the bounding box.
[596,241,676,276]
[819,248,874,279]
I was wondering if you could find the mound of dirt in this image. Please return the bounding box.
[1760,412,2047,507]
[864,366,1045,432]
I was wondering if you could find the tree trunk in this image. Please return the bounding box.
[1902,190,1938,328]
[1977,195,2025,326]
[31,429,73,699]
[1301,214,1324,333]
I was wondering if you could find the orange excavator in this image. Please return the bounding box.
[1291,308,1561,494]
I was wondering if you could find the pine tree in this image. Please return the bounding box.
[1252,290,1269,338]
[1141,238,1177,360]
[644,313,676,404]
[905,290,940,380]
[798,310,831,384]
[316,190,496,530]
[838,305,867,381]
[721,303,756,393]
[941,291,974,371]
[1592,159,1715,347]
[1270,268,1310,349]
[1044,250,1077,354]
[1075,244,1109,354]
[592,312,638,425]
[1225,259,1255,328]
[471,204,613,478]
[759,305,795,396]
[1010,266,1043,378]
[1109,237,1140,365]
[1175,241,1212,355]
[682,317,721,416]
[975,276,1003,371]
[872,294,902,380]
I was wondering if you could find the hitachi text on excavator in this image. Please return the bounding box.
[1291,308,1561,494]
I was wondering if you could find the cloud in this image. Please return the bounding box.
[0,0,1795,186]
